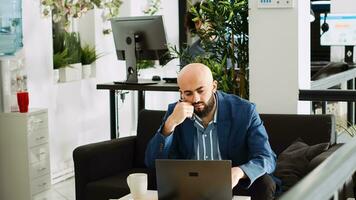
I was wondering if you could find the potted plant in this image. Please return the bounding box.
[61,32,82,82]
[80,44,102,78]
[175,0,249,98]
[53,49,70,83]
[53,31,82,82]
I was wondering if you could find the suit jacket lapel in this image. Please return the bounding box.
[216,91,231,159]
[181,119,196,158]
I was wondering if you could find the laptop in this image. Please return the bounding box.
[155,159,232,200]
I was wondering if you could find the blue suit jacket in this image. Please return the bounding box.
[145,91,276,187]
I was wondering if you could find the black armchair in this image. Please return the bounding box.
[73,110,165,200]
[73,110,337,200]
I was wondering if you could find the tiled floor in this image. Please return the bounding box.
[44,177,75,200]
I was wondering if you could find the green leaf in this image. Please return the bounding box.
[137,60,155,70]
[80,44,103,65]
[53,49,70,69]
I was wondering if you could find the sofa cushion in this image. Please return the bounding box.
[274,138,329,192]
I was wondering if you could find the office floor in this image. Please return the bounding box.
[44,177,75,200]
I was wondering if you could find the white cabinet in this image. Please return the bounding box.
[0,109,51,200]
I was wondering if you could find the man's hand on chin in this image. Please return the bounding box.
[231,167,246,188]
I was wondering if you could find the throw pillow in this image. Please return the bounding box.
[274,138,329,192]
[307,144,343,171]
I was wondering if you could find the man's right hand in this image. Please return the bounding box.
[162,101,194,136]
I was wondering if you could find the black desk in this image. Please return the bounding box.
[97,82,179,139]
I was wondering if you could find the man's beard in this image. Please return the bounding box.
[193,93,215,118]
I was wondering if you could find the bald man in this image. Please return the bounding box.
[145,63,277,200]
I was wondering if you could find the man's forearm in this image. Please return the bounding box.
[162,116,177,136]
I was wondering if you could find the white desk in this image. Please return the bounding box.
[114,190,251,200]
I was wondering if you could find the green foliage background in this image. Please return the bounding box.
[177,0,249,98]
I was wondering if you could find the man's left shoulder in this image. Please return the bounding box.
[218,91,255,108]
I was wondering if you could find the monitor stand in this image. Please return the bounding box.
[116,33,158,86]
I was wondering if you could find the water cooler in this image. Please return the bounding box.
[0,0,23,55]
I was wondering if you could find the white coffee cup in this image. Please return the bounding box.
[127,173,148,200]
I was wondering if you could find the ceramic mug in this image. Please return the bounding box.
[126,173,147,200]
[17,91,29,113]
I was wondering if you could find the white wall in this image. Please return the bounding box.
[331,0,356,13]
[249,0,310,114]
[23,2,122,182]
[23,0,180,183]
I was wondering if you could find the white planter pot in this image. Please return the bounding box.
[70,63,82,80]
[59,63,82,82]
[53,69,59,83]
[90,63,96,78]
[82,64,92,79]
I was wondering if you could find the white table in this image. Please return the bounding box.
[114,190,251,200]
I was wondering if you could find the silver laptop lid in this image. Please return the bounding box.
[156,159,232,200]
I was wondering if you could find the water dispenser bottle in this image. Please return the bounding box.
[0,0,23,56]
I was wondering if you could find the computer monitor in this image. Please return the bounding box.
[111,15,171,83]
[320,13,356,46]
